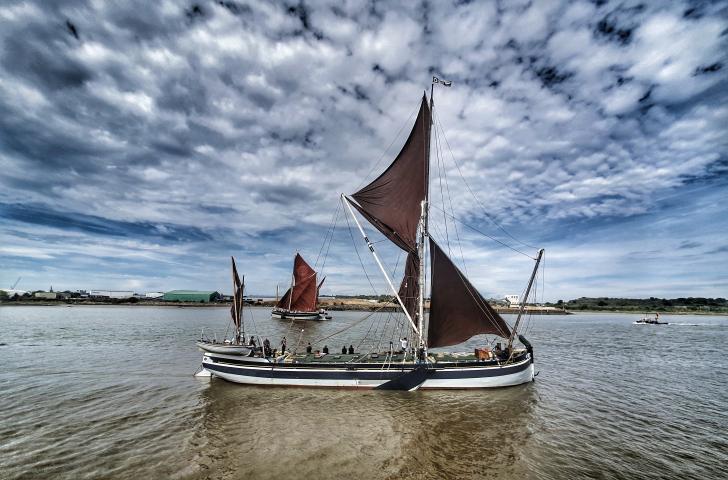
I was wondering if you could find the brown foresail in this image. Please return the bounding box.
[398,251,419,320]
[428,238,512,348]
[350,95,431,253]
[231,257,243,342]
[275,253,318,312]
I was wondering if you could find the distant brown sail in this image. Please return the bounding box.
[428,239,512,348]
[276,253,318,312]
[350,95,431,253]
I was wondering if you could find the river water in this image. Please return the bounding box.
[0,306,726,479]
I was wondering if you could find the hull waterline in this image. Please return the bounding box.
[201,352,534,389]
[271,310,324,321]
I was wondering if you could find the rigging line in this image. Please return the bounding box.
[430,204,536,259]
[314,202,341,269]
[353,101,420,192]
[522,270,536,337]
[434,113,538,250]
[376,310,397,352]
[356,309,381,351]
[341,196,379,296]
[434,118,451,254]
[310,308,384,346]
[318,203,342,277]
[438,123,469,277]
[245,303,258,337]
[357,298,395,351]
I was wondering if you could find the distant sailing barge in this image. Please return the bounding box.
[197,79,543,390]
[271,253,328,321]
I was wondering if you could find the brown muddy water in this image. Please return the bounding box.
[0,306,726,479]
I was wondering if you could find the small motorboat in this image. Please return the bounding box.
[634,313,668,325]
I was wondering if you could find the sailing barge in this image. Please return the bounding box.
[271,253,327,321]
[195,257,252,356]
[198,80,543,390]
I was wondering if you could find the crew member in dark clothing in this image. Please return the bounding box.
[280,337,287,355]
[348,345,354,354]
[322,345,329,354]
[342,346,347,354]
[249,337,257,347]
[263,338,271,357]
[306,342,312,354]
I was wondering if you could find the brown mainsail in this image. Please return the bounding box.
[275,253,318,312]
[350,95,431,253]
[428,238,512,348]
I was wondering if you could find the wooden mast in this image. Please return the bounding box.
[418,81,435,351]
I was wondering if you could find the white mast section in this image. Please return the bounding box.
[342,194,420,335]
[507,248,545,353]
[288,255,295,312]
[418,200,426,349]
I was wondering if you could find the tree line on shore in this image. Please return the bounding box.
[546,297,728,312]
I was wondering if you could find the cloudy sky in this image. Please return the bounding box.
[1,0,726,301]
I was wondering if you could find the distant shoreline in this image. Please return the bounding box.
[1,300,726,316]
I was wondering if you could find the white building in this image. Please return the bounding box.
[145,292,165,299]
[89,290,135,299]
[505,294,520,307]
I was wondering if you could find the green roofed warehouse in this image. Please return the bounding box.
[162,290,221,303]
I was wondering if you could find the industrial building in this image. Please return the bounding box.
[162,290,221,303]
[34,291,57,299]
[89,290,135,299]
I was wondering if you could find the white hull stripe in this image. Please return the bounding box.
[202,356,532,381]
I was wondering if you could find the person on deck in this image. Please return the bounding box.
[342,346,347,354]
[281,337,287,355]
[306,342,312,354]
[348,345,354,354]
[400,337,408,353]
[263,338,271,357]
[322,345,329,354]
[249,337,257,347]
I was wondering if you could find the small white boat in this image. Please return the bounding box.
[195,341,253,356]
[634,313,668,325]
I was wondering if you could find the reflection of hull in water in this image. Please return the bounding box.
[201,351,534,389]
[196,342,253,356]
[271,309,324,321]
